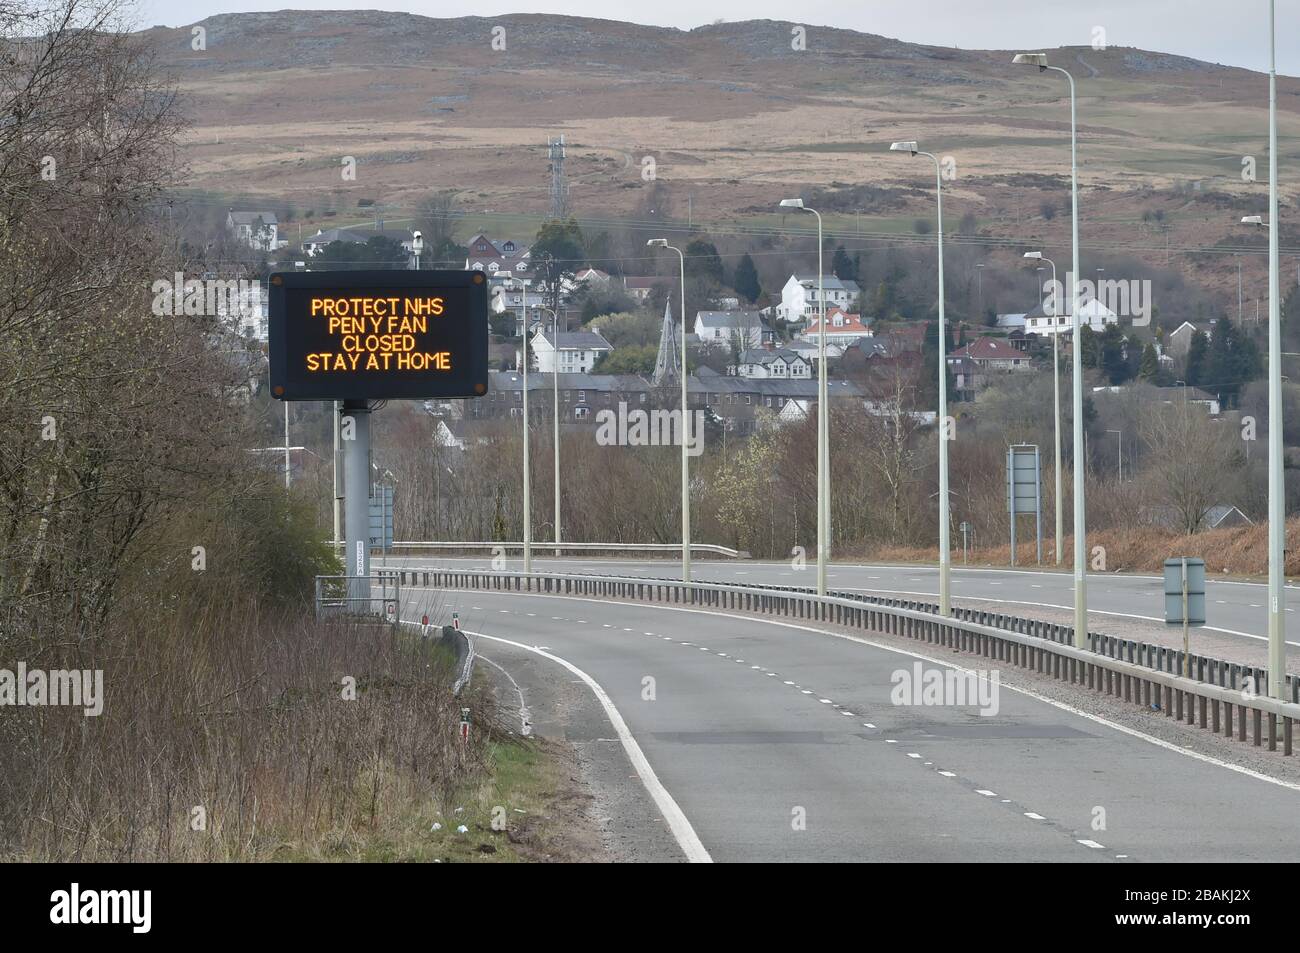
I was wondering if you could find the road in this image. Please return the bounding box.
[406,581,1300,863]
[383,555,1300,667]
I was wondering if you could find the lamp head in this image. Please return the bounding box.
[890,140,918,155]
[778,198,804,209]
[1241,215,1265,226]
[1013,52,1049,71]
[646,238,668,247]
[1022,251,1043,260]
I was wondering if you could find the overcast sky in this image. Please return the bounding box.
[134,0,1299,75]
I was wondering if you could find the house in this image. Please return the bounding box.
[996,313,1028,330]
[875,323,928,355]
[300,226,417,259]
[1145,503,1253,533]
[562,267,611,295]
[1024,296,1118,336]
[773,274,861,324]
[798,307,874,348]
[489,273,548,335]
[1156,385,1221,416]
[227,210,278,251]
[694,310,764,349]
[950,336,1032,373]
[530,328,613,374]
[623,276,675,302]
[462,370,862,436]
[434,419,467,451]
[465,234,531,274]
[730,344,812,380]
[1165,321,1209,360]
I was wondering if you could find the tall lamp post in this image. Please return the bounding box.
[520,284,533,574]
[1014,51,1087,648]
[1245,0,1286,701]
[890,141,951,616]
[777,198,829,596]
[539,306,562,558]
[647,239,692,583]
[1024,251,1063,564]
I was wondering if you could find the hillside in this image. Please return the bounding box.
[150,10,1300,301]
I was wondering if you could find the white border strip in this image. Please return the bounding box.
[461,628,712,864]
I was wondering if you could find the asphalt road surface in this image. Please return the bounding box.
[405,581,1300,863]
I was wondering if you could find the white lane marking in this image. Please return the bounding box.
[864,723,876,729]
[1024,812,1045,820]
[976,790,997,797]
[475,652,532,736]
[415,588,1300,795]
[885,739,898,744]
[938,770,956,777]
[818,698,832,704]
[462,628,712,864]
[1077,839,1106,849]
[907,753,922,759]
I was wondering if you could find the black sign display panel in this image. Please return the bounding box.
[268,270,489,400]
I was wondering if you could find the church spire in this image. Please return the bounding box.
[653,297,679,384]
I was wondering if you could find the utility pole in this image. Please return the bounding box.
[1266,0,1287,700]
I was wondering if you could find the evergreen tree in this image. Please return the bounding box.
[1185,329,1209,386]
[733,253,761,303]
[1138,341,1159,381]
[832,245,860,282]
[1099,325,1130,385]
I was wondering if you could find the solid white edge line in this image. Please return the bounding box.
[411,586,1300,796]
[459,626,712,864]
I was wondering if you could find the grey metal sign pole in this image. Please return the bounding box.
[342,400,372,613]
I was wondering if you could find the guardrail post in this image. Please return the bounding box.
[1268,713,1278,751]
[1253,708,1262,746]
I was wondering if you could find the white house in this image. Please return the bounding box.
[489,273,548,334]
[530,328,613,374]
[561,267,612,296]
[730,346,812,380]
[774,274,861,324]
[694,310,764,348]
[798,307,873,348]
[1024,297,1118,336]
[227,210,278,252]
[301,227,416,259]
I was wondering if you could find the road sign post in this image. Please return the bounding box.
[1006,445,1042,567]
[343,400,372,613]
[269,270,489,618]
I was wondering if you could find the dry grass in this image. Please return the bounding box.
[867,516,1300,578]
[0,589,507,862]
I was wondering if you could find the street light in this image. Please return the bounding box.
[1240,197,1286,696]
[777,197,829,596]
[1024,251,1063,565]
[1265,0,1286,700]
[891,140,951,616]
[539,306,562,558]
[647,238,692,583]
[520,283,532,574]
[1014,50,1087,648]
